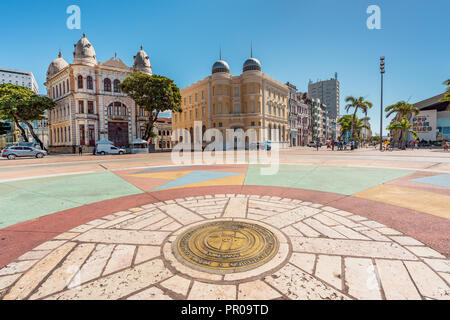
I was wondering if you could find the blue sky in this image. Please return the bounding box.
[1,0,448,135]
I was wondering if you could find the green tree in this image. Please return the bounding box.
[120,72,182,141]
[344,96,373,142]
[354,117,371,140]
[441,79,450,102]
[387,117,418,150]
[0,84,55,150]
[338,114,370,142]
[338,115,353,140]
[385,101,420,121]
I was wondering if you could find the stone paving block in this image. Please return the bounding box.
[281,226,303,237]
[125,212,168,230]
[404,261,450,300]
[289,253,316,274]
[315,255,342,290]
[4,242,76,300]
[142,216,173,231]
[69,224,96,233]
[406,246,446,259]
[303,218,347,239]
[54,232,80,240]
[344,258,382,300]
[321,211,361,228]
[159,204,204,225]
[73,244,114,285]
[314,214,340,227]
[332,225,370,240]
[188,282,236,300]
[238,280,282,300]
[376,227,403,236]
[264,263,349,300]
[17,250,51,261]
[160,275,191,296]
[423,259,450,273]
[0,274,21,290]
[360,229,391,242]
[46,259,172,300]
[292,221,321,237]
[439,273,450,285]
[97,214,137,229]
[223,197,247,218]
[103,245,135,275]
[127,287,172,300]
[135,246,160,264]
[360,220,386,229]
[33,240,67,251]
[160,221,182,232]
[0,260,37,276]
[375,259,421,300]
[31,243,95,299]
[389,236,423,246]
[292,237,418,260]
[75,229,170,245]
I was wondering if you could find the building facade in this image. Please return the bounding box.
[286,82,300,146]
[296,92,313,146]
[0,67,38,92]
[45,34,153,152]
[153,117,173,151]
[172,53,290,147]
[308,73,340,121]
[408,93,450,142]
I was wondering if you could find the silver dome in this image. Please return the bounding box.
[133,45,152,75]
[212,60,230,74]
[243,57,261,72]
[47,51,69,79]
[73,33,97,66]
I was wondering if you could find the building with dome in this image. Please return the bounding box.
[172,50,290,146]
[45,34,153,152]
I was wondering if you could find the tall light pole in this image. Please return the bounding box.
[380,56,385,151]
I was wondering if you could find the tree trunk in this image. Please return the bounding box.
[13,117,28,142]
[14,114,46,151]
[351,109,357,142]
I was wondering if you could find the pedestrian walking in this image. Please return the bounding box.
[78,145,83,156]
[444,140,449,152]
[331,140,335,151]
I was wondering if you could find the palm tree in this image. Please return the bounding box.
[441,79,450,102]
[355,117,371,141]
[385,101,420,147]
[385,101,420,121]
[338,115,353,140]
[344,96,373,142]
[387,117,418,150]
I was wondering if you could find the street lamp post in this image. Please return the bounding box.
[380,56,385,151]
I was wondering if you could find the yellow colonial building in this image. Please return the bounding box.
[173,53,289,146]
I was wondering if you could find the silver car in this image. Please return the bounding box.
[1,146,48,160]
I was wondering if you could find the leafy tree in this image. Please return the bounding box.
[344,96,373,142]
[385,101,420,121]
[387,117,418,150]
[0,84,55,150]
[441,79,450,102]
[338,114,370,142]
[120,72,182,141]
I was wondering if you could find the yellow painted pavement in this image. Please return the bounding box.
[354,184,450,220]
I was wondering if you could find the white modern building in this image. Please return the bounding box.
[308,73,340,120]
[0,67,38,93]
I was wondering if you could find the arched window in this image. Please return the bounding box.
[87,76,93,90]
[104,78,111,92]
[77,75,83,89]
[107,102,127,117]
[113,80,121,93]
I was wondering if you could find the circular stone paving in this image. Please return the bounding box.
[0,194,449,300]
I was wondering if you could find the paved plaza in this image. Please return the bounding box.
[0,148,449,300]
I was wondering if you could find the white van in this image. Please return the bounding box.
[96,144,125,155]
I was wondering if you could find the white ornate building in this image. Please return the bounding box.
[45,34,152,152]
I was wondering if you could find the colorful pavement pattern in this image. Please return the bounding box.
[0,194,448,300]
[0,152,449,300]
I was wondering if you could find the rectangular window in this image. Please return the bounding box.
[87,101,94,114]
[79,124,85,145]
[233,87,239,97]
[250,102,255,113]
[195,93,198,102]
[78,101,84,113]
[88,124,95,146]
[189,96,192,104]
[218,103,222,113]
[201,90,205,100]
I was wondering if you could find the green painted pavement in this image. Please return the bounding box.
[0,172,143,229]
[244,164,414,195]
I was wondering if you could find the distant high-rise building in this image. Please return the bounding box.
[308,73,340,120]
[0,67,38,93]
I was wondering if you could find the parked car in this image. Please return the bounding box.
[96,144,125,155]
[1,146,47,160]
